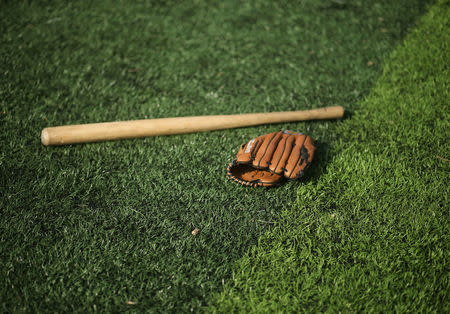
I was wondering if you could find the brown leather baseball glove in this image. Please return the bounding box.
[227,130,316,187]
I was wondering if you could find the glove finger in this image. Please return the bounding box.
[235,135,263,164]
[253,131,283,169]
[285,135,315,179]
[284,134,308,179]
[288,136,315,179]
[235,140,253,164]
[251,136,264,159]
[269,133,296,174]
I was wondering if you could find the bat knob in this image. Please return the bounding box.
[41,128,50,146]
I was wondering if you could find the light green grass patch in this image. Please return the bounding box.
[209,1,449,312]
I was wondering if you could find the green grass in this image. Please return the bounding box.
[210,1,449,312]
[0,0,443,312]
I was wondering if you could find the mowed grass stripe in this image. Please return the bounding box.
[209,1,449,312]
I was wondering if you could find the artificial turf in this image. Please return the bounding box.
[210,0,449,312]
[0,0,443,312]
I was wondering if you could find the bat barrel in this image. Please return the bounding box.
[41,105,344,146]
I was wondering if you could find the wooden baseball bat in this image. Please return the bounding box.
[41,105,344,146]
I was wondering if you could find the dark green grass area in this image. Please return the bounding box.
[0,0,434,312]
[210,1,449,312]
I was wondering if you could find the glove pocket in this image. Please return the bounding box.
[227,161,284,187]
